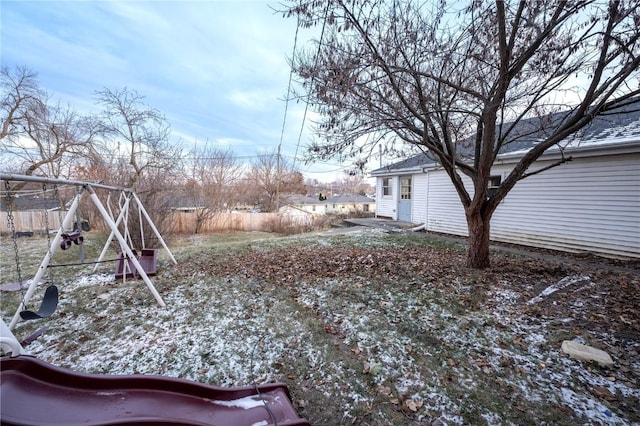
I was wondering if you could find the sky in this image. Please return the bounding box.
[0,0,353,181]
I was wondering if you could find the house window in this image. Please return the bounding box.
[488,175,501,197]
[382,178,392,196]
[363,204,369,212]
[400,177,411,200]
[312,205,316,212]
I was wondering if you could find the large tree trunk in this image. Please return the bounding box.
[465,208,492,269]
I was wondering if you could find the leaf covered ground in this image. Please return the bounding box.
[1,229,639,425]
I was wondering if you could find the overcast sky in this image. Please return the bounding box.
[1,0,352,181]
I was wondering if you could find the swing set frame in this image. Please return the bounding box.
[1,173,177,333]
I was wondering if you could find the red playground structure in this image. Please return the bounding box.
[1,355,309,426]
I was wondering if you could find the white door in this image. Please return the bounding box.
[398,176,412,221]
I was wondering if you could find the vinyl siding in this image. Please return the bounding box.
[397,151,640,258]
[376,176,398,219]
[412,174,429,224]
[490,153,640,257]
[425,172,469,236]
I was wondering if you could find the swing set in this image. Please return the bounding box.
[0,173,310,426]
[0,173,177,333]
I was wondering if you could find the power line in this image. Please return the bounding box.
[278,17,301,160]
[293,2,331,169]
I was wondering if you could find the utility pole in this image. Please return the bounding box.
[275,146,281,211]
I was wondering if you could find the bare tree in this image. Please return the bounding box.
[246,153,280,212]
[285,0,640,268]
[336,173,373,196]
[246,152,306,212]
[1,66,99,186]
[1,66,45,141]
[95,87,181,188]
[283,169,307,195]
[188,144,242,233]
[95,87,183,242]
[21,102,100,178]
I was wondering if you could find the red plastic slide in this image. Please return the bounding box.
[0,356,309,426]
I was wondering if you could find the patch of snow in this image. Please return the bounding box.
[211,395,269,409]
[481,411,503,425]
[560,387,627,425]
[526,275,591,305]
[3,235,637,425]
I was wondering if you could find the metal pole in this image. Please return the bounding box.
[92,194,131,272]
[0,173,131,193]
[86,185,166,307]
[138,201,145,250]
[1,320,27,356]
[75,186,85,263]
[132,192,177,265]
[9,194,81,329]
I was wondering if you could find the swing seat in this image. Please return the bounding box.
[20,326,49,347]
[114,249,157,279]
[60,230,83,250]
[19,285,59,320]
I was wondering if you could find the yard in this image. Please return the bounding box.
[1,228,639,425]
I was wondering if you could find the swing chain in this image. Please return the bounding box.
[4,180,25,299]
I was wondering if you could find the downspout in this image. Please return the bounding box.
[410,223,426,232]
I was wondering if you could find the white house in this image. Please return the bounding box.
[372,102,640,258]
[324,194,376,215]
[280,194,376,217]
[280,195,326,215]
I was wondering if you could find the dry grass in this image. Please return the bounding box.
[1,230,639,425]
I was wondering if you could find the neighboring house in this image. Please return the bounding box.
[280,194,376,217]
[166,194,205,213]
[280,195,327,215]
[324,194,376,215]
[279,205,316,226]
[278,195,324,227]
[0,196,61,212]
[371,101,640,258]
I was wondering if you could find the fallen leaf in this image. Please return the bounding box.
[377,385,392,396]
[592,386,615,400]
[475,358,489,367]
[513,336,528,350]
[402,399,423,412]
[324,325,337,334]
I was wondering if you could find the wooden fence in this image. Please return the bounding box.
[170,211,282,233]
[1,210,298,234]
[0,211,64,234]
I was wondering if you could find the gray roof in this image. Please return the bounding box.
[372,97,640,174]
[325,194,375,203]
[284,194,374,205]
[282,194,325,205]
[0,196,61,212]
